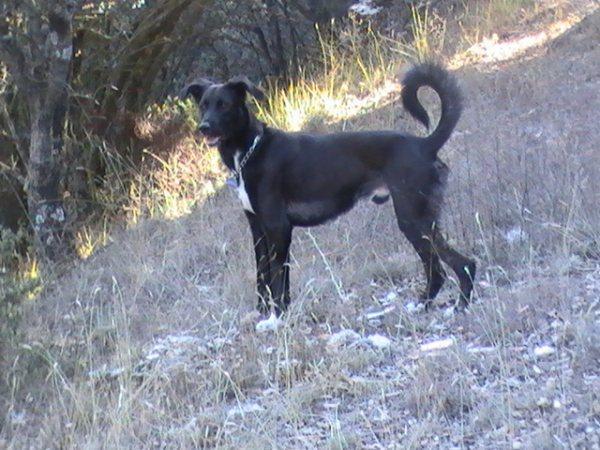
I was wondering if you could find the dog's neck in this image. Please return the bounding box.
[218,110,264,172]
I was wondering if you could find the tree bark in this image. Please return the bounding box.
[0,1,75,260]
[31,5,73,260]
[27,99,69,260]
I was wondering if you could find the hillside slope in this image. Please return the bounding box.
[2,4,599,449]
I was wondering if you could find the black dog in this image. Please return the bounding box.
[181,63,476,315]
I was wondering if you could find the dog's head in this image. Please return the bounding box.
[180,76,264,147]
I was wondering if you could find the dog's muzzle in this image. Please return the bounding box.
[198,122,221,147]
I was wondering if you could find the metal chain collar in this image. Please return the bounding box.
[231,133,262,180]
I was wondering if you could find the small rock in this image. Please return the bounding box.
[420,338,455,352]
[277,358,300,370]
[350,0,382,17]
[366,334,392,350]
[443,306,456,318]
[227,402,263,418]
[505,226,526,244]
[545,378,557,390]
[88,365,125,380]
[9,410,26,426]
[381,291,398,305]
[327,329,361,348]
[512,441,523,449]
[553,399,562,409]
[405,301,425,314]
[534,345,556,357]
[537,397,551,408]
[366,305,396,320]
[466,345,495,354]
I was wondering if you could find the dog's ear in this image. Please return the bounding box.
[225,76,265,101]
[179,78,212,103]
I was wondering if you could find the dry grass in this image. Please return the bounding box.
[256,21,400,133]
[2,1,600,448]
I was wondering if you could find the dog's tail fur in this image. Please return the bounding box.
[401,63,463,158]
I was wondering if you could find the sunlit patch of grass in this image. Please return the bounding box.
[22,258,41,301]
[75,222,110,260]
[256,21,402,132]
[452,12,586,68]
[1,249,40,349]
[458,0,539,47]
[410,4,432,61]
[390,3,449,64]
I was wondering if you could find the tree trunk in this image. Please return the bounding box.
[24,3,74,261]
[27,100,69,260]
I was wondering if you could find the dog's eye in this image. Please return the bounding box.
[216,100,225,109]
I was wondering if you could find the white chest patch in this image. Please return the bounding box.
[234,151,255,214]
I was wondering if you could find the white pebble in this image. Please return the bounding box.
[405,301,425,314]
[443,306,456,318]
[420,338,455,352]
[327,329,361,348]
[228,403,263,418]
[537,397,551,408]
[366,305,396,320]
[383,291,398,304]
[367,334,392,350]
[534,345,556,357]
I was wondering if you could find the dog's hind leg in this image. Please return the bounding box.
[390,192,446,306]
[390,189,475,308]
[429,230,476,309]
[397,223,446,305]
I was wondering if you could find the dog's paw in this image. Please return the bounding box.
[255,313,283,333]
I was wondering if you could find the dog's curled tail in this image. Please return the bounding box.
[401,62,463,158]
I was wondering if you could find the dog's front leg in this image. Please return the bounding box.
[266,226,292,316]
[245,212,271,314]
[261,213,292,316]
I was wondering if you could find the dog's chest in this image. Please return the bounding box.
[231,152,255,214]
